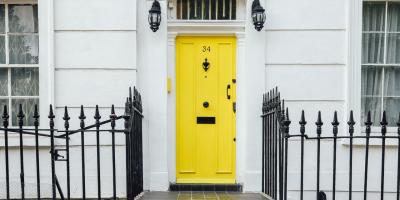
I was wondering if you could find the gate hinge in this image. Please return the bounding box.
[233,102,236,113]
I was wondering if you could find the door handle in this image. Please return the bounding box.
[226,84,231,100]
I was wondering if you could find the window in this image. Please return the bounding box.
[0,4,39,126]
[176,0,236,20]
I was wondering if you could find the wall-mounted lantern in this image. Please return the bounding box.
[148,0,161,32]
[251,0,266,31]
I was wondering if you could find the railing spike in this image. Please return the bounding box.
[285,108,290,121]
[34,104,39,127]
[316,111,323,126]
[18,104,25,119]
[381,111,387,136]
[48,105,55,119]
[63,106,70,120]
[348,111,355,136]
[94,105,101,120]
[299,110,307,125]
[33,104,39,119]
[63,106,70,130]
[381,111,388,126]
[365,111,372,127]
[397,112,400,128]
[111,104,115,115]
[332,111,339,126]
[79,105,86,120]
[348,111,355,125]
[2,105,8,119]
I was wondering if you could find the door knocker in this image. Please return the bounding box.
[202,58,210,72]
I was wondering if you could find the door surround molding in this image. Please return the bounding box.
[167,29,246,184]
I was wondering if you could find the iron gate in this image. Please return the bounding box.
[0,87,143,200]
[262,87,400,200]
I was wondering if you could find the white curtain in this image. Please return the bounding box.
[362,2,400,126]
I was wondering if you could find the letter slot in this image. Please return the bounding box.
[197,117,216,124]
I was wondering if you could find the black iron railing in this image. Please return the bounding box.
[262,87,400,200]
[0,87,143,200]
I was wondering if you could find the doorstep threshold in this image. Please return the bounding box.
[169,183,243,192]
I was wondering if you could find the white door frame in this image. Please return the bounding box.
[166,22,246,184]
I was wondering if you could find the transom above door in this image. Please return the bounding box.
[169,0,246,21]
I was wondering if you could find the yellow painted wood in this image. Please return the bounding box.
[176,36,236,184]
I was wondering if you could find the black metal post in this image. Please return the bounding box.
[299,110,306,200]
[49,105,56,200]
[79,106,86,200]
[348,111,355,200]
[331,111,339,200]
[34,105,41,199]
[110,105,117,200]
[364,111,372,200]
[316,111,323,199]
[262,94,266,194]
[63,106,71,200]
[94,105,102,200]
[17,104,25,200]
[2,105,10,200]
[380,111,387,200]
[283,107,290,200]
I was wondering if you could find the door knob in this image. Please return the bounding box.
[203,101,209,108]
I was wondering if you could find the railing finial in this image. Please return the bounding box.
[34,105,39,127]
[94,105,101,120]
[17,104,25,127]
[348,111,355,136]
[381,111,388,135]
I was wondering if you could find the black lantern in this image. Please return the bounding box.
[148,0,161,32]
[251,0,266,31]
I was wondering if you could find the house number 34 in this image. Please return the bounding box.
[202,46,211,52]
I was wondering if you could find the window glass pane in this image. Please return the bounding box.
[11,68,39,96]
[388,2,400,32]
[0,98,8,116]
[0,5,5,33]
[361,97,381,126]
[8,5,38,33]
[11,98,38,126]
[363,2,386,32]
[362,66,382,96]
[383,67,400,96]
[9,35,39,64]
[0,68,7,96]
[0,36,5,64]
[362,33,385,64]
[383,97,400,126]
[386,33,400,63]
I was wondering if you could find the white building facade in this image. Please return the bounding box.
[0,0,399,199]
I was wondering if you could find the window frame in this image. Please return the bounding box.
[0,0,54,145]
[0,3,40,127]
[350,0,400,134]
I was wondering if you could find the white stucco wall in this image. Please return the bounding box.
[0,0,397,198]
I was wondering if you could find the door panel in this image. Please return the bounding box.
[176,36,236,183]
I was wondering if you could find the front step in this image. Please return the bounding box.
[169,183,243,192]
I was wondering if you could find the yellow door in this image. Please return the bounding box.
[176,36,236,183]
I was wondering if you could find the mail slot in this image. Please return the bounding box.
[197,117,216,124]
